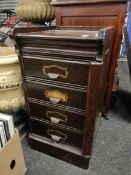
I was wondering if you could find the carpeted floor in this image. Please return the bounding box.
[22,62,131,175]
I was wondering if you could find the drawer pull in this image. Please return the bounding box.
[45,90,68,104]
[46,111,68,124]
[43,65,69,79]
[47,129,67,142]
[51,135,61,142]
[47,73,59,79]
[50,117,61,124]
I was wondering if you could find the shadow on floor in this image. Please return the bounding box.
[110,89,131,122]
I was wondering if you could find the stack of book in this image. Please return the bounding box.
[0,113,15,150]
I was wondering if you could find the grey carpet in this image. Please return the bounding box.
[22,62,131,175]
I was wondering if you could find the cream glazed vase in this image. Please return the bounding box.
[0,47,25,112]
[15,0,55,22]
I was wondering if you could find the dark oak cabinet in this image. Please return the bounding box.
[51,0,127,115]
[14,26,114,169]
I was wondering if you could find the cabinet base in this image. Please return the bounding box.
[28,133,90,169]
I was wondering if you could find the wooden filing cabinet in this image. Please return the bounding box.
[51,0,127,115]
[14,26,114,169]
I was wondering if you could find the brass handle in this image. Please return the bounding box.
[43,65,69,79]
[47,129,67,142]
[45,90,68,104]
[46,111,68,124]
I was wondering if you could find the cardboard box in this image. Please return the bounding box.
[0,129,26,175]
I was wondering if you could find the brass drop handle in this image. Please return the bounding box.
[50,97,60,104]
[47,129,67,142]
[50,117,61,124]
[43,65,69,79]
[45,90,68,104]
[46,111,68,124]
[51,135,61,142]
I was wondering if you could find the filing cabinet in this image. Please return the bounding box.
[51,0,127,115]
[14,26,114,169]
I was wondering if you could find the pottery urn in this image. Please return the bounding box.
[0,47,25,112]
[15,0,55,22]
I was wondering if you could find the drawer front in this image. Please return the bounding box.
[31,119,83,148]
[29,102,84,130]
[26,80,86,110]
[22,55,89,86]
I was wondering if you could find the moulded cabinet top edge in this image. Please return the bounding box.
[14,26,112,42]
[51,0,128,6]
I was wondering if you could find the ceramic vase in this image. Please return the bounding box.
[0,47,25,112]
[15,0,55,22]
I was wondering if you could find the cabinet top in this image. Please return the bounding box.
[51,0,127,5]
[14,26,114,63]
[15,26,112,41]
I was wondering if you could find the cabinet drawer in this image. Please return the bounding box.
[22,55,89,86]
[29,102,84,130]
[31,119,83,148]
[26,80,86,110]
